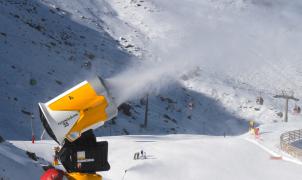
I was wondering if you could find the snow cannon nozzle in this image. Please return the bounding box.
[38,76,118,145]
[94,75,117,106]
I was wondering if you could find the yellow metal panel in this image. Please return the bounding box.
[48,82,109,139]
[69,100,108,133]
[49,83,102,111]
[66,173,102,180]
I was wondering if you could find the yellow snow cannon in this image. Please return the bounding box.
[38,76,117,145]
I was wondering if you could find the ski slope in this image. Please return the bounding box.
[2,0,302,179]
[12,135,302,180]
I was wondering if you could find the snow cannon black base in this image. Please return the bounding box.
[58,130,110,173]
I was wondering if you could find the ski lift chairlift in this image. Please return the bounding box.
[256,96,264,105]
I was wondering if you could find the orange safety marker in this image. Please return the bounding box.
[254,128,260,139]
[32,135,35,144]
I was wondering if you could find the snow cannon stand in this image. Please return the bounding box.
[66,172,102,180]
[39,76,117,179]
[60,130,106,180]
[58,130,110,174]
[44,131,107,180]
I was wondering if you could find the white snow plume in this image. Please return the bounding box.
[106,57,195,106]
[108,0,302,105]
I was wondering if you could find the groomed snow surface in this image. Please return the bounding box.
[11,134,302,180]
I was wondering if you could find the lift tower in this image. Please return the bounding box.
[274,91,299,122]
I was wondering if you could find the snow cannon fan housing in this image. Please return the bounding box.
[39,77,117,145]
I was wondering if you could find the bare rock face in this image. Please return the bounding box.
[118,103,132,116]
[0,135,4,143]
[26,151,38,161]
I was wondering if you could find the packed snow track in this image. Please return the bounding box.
[12,135,302,180]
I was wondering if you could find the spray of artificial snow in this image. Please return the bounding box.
[107,58,197,106]
[107,0,302,105]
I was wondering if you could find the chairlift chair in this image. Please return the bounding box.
[293,104,301,114]
[256,96,264,105]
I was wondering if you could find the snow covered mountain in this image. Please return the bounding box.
[1,0,302,179]
[2,0,302,140]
